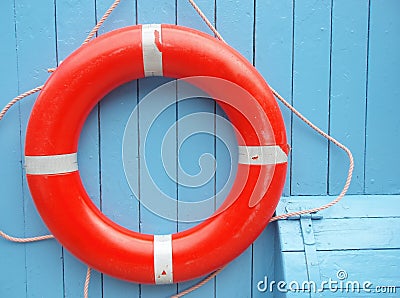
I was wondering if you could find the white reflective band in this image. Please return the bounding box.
[25,153,78,175]
[153,234,173,284]
[142,24,163,77]
[238,145,288,165]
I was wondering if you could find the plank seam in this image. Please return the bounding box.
[213,3,217,297]
[363,0,371,195]
[313,216,400,220]
[289,0,295,196]
[283,247,400,253]
[12,0,28,295]
[52,2,66,296]
[316,247,400,252]
[327,0,334,195]
[251,3,256,297]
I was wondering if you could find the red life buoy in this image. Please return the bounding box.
[24,24,288,284]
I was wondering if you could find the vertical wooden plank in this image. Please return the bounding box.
[176,92,216,295]
[100,83,140,298]
[328,0,369,195]
[137,1,178,297]
[214,103,240,297]
[253,1,293,294]
[176,0,216,231]
[137,0,176,25]
[138,76,178,297]
[273,234,287,298]
[176,1,217,296]
[55,1,103,297]
[365,0,400,194]
[0,1,26,297]
[178,0,215,35]
[216,251,253,298]
[15,0,64,296]
[291,0,332,195]
[255,0,293,197]
[96,0,141,297]
[214,105,238,210]
[252,225,276,298]
[216,0,254,62]
[216,1,254,297]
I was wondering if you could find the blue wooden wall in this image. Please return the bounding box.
[0,0,399,297]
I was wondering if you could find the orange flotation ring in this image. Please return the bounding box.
[24,24,288,284]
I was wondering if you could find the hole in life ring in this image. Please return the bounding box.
[79,79,238,234]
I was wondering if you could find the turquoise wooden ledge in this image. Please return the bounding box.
[272,195,400,297]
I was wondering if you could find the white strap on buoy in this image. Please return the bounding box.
[238,145,287,165]
[25,153,78,175]
[153,234,173,284]
[142,24,163,77]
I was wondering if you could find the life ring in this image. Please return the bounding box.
[24,24,288,284]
